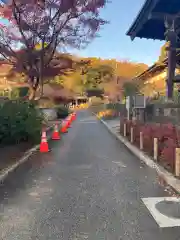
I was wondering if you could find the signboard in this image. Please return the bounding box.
[133,95,146,108]
[125,96,130,109]
[125,96,131,120]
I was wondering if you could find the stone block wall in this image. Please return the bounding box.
[39,108,57,121]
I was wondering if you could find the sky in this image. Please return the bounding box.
[74,0,165,66]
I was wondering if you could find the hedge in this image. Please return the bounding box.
[120,118,180,173]
[0,87,29,99]
[0,100,43,145]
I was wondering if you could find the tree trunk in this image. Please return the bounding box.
[39,59,44,99]
[39,40,45,99]
[29,86,36,100]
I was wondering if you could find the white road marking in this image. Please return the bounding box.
[76,164,92,169]
[112,161,126,168]
[142,197,180,228]
[112,125,120,129]
[79,121,97,124]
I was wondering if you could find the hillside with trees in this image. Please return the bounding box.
[0,55,148,101]
[50,56,148,100]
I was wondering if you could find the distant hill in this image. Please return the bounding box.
[0,55,148,100]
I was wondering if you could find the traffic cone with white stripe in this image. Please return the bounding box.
[40,129,49,152]
[72,112,76,121]
[52,123,60,140]
[70,113,73,122]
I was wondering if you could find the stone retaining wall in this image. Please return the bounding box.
[39,108,57,121]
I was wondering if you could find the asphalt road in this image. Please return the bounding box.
[0,110,180,239]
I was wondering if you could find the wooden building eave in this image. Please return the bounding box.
[126,0,156,40]
[127,0,180,41]
[134,51,180,81]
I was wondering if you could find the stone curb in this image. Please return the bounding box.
[0,111,75,182]
[96,115,180,194]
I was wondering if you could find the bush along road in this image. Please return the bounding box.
[0,110,180,239]
[0,100,71,179]
[97,113,180,194]
[119,118,180,178]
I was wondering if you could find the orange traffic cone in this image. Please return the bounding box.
[71,113,74,121]
[70,114,73,122]
[61,121,68,133]
[40,130,49,152]
[65,118,70,128]
[72,112,76,120]
[52,123,60,140]
[66,117,71,128]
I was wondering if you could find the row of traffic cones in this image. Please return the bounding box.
[39,112,76,153]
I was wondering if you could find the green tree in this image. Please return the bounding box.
[85,64,114,89]
[122,81,139,97]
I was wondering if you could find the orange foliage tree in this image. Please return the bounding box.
[43,56,148,99]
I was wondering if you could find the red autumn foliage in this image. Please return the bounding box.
[10,51,74,78]
[120,119,180,173]
[0,0,107,99]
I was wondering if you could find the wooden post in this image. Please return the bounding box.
[123,123,126,137]
[140,131,143,150]
[175,148,180,177]
[130,127,133,143]
[164,17,178,100]
[153,138,158,161]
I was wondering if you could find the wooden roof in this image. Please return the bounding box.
[126,0,180,40]
[133,51,180,81]
[133,63,166,82]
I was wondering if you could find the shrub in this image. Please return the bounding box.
[160,138,178,171]
[120,118,180,173]
[120,119,142,144]
[18,87,29,98]
[0,87,29,100]
[56,105,69,119]
[100,109,117,120]
[10,87,20,99]
[0,100,43,145]
[105,103,121,117]
[140,124,155,156]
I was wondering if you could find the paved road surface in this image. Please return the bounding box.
[0,110,180,239]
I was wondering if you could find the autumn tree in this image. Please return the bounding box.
[158,42,169,62]
[50,57,91,95]
[0,0,107,99]
[45,56,147,98]
[80,58,147,100]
